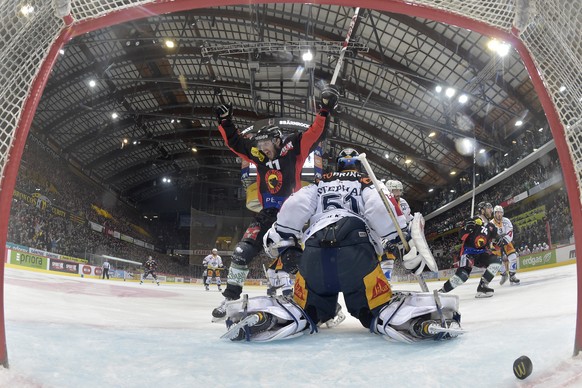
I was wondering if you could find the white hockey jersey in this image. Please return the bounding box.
[203,254,223,269]
[491,216,514,242]
[274,171,408,255]
[399,197,413,223]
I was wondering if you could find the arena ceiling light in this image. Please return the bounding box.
[487,38,511,57]
[428,131,436,137]
[515,120,523,126]
[458,94,468,104]
[164,39,176,48]
[435,85,442,93]
[111,112,119,119]
[20,5,34,16]
[302,50,313,61]
[445,87,456,98]
[88,79,96,88]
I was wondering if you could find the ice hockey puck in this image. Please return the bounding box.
[513,356,533,380]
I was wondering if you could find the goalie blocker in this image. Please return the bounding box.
[221,292,463,343]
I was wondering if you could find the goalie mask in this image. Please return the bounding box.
[336,148,361,171]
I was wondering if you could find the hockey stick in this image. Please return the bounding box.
[359,153,429,292]
[330,7,360,86]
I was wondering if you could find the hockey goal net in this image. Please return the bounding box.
[0,0,580,366]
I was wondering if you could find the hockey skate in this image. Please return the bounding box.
[499,272,508,285]
[266,286,277,297]
[205,284,209,291]
[509,273,520,285]
[212,298,232,322]
[223,312,275,341]
[218,286,223,292]
[318,303,346,328]
[475,281,494,298]
[409,318,464,340]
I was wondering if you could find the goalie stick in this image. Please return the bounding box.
[359,153,429,292]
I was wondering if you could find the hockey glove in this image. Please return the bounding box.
[319,86,340,112]
[215,103,233,123]
[263,225,301,259]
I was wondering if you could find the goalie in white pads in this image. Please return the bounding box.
[221,148,462,342]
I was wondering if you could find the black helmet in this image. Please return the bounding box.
[254,124,282,142]
[476,201,492,214]
[336,148,360,171]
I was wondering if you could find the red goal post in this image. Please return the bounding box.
[0,0,580,367]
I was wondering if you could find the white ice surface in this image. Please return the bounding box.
[1,265,581,387]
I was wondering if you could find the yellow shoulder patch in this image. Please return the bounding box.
[251,147,265,162]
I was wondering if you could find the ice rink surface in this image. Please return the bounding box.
[1,264,581,387]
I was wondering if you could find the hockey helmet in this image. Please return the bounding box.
[493,205,504,214]
[336,148,361,171]
[212,248,218,253]
[254,124,282,142]
[386,180,404,191]
[476,201,492,214]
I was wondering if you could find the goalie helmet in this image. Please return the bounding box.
[386,180,404,191]
[493,205,504,214]
[336,148,361,171]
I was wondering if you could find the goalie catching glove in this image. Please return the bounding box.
[402,213,438,275]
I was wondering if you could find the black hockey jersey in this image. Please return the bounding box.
[460,215,498,255]
[218,114,327,210]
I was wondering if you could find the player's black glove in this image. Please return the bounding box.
[215,103,233,123]
[319,86,340,112]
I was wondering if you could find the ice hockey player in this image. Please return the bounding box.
[439,202,502,298]
[220,148,462,342]
[380,179,413,280]
[491,205,520,285]
[211,87,339,321]
[203,248,224,291]
[140,256,160,286]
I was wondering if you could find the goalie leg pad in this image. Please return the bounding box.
[266,268,292,295]
[224,296,314,341]
[373,292,460,342]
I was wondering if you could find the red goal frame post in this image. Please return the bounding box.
[0,1,580,368]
